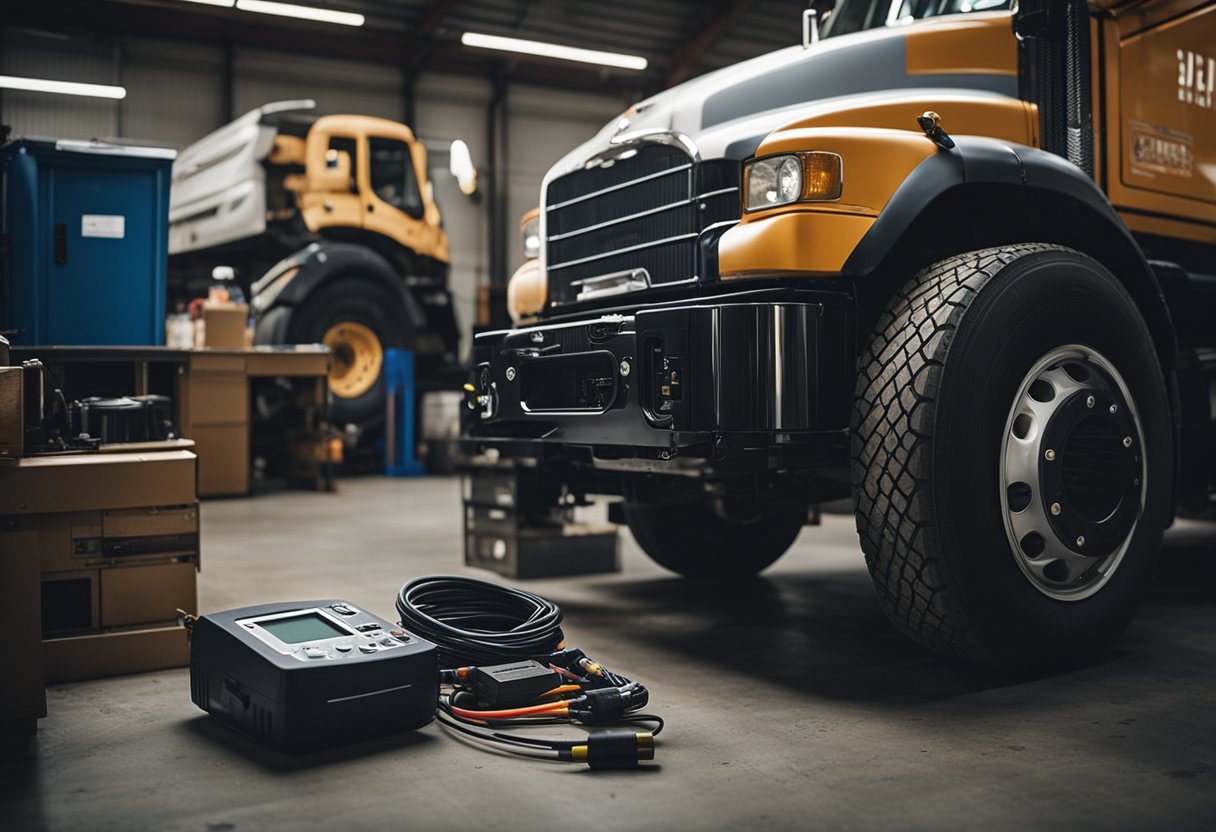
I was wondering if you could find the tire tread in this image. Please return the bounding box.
[851,244,1069,661]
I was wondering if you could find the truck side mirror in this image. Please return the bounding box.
[803,9,819,47]
[803,0,836,48]
[310,148,352,193]
[450,139,478,197]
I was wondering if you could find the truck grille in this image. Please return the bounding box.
[545,142,739,305]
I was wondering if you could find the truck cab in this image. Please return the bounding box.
[169,102,461,435]
[466,0,1216,666]
[290,114,448,275]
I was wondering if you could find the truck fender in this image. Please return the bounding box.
[250,240,427,337]
[841,135,1178,372]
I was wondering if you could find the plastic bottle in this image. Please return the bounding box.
[167,302,193,348]
[209,265,247,305]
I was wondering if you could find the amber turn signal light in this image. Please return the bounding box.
[799,151,843,201]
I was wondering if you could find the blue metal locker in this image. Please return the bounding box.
[1,139,176,345]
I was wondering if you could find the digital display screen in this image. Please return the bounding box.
[257,612,348,645]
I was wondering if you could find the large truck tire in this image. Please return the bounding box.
[851,245,1172,666]
[287,276,412,432]
[623,499,804,578]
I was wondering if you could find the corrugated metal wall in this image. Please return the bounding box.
[1,27,629,352]
[1,30,121,141]
[415,72,493,333]
[122,39,227,150]
[233,50,405,121]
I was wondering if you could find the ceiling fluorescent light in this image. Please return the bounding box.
[0,75,126,100]
[235,0,365,26]
[460,33,648,71]
[178,1,236,7]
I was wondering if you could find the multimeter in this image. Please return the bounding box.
[189,600,438,752]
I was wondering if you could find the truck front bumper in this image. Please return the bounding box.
[463,289,855,469]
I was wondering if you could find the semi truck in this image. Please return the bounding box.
[466,0,1216,666]
[169,101,473,436]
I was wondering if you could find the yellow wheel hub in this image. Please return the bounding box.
[322,321,383,400]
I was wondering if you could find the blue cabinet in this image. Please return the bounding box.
[1,139,176,345]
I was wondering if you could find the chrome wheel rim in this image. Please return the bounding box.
[999,345,1145,601]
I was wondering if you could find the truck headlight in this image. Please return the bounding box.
[507,259,546,323]
[744,151,842,212]
[746,155,801,211]
[522,215,540,260]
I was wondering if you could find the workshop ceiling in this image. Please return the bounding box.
[4,0,807,96]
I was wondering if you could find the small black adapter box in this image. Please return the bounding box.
[472,660,561,707]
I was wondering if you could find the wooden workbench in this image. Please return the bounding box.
[11,345,334,497]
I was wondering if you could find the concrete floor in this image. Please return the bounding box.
[3,477,1215,831]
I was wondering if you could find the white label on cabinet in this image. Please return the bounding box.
[81,214,125,239]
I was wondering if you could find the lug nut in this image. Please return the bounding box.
[619,359,631,377]
[505,366,516,381]
[1076,536,1086,547]
[1086,395,1095,408]
[1051,502,1061,516]
[1045,449,1056,461]
[1109,404,1118,414]
[1123,436,1133,448]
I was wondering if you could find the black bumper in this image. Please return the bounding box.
[463,291,855,467]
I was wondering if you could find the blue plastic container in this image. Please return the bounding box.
[1,138,176,345]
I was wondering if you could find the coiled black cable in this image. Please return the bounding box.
[395,574,565,667]
[399,574,661,767]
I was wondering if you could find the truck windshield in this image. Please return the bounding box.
[369,137,424,220]
[823,0,1012,38]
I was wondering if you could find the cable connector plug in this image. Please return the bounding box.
[438,666,474,686]
[569,729,656,769]
[569,687,625,724]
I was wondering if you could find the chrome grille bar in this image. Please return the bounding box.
[548,233,700,272]
[548,199,693,242]
[547,186,740,243]
[546,163,693,212]
[543,139,740,303]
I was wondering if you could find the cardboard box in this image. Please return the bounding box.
[0,450,198,515]
[101,562,197,628]
[179,353,250,496]
[245,348,329,377]
[7,506,197,576]
[203,303,249,349]
[103,505,199,539]
[189,352,246,374]
[184,370,248,424]
[0,366,22,460]
[173,346,330,496]
[17,512,101,574]
[44,625,189,683]
[0,530,46,747]
[0,450,199,682]
[192,423,249,496]
[37,559,196,673]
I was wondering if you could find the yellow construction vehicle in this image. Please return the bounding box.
[468,0,1216,666]
[170,101,476,437]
